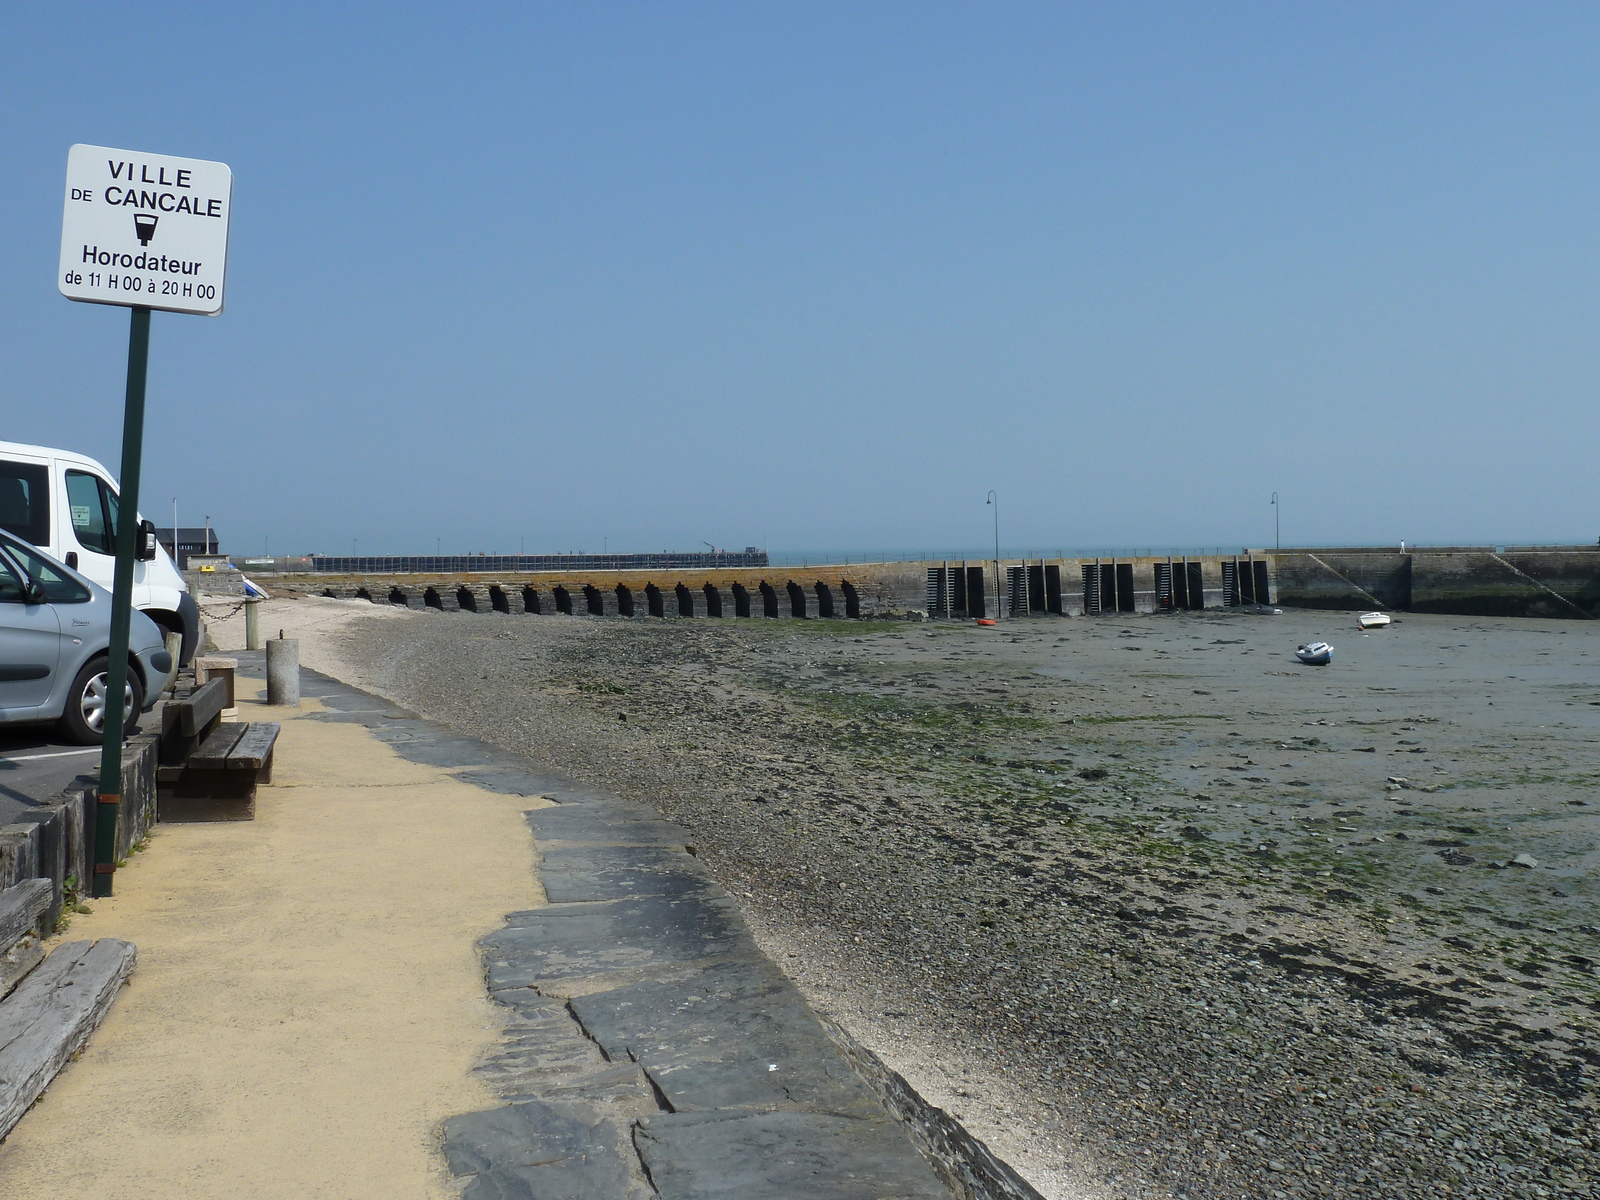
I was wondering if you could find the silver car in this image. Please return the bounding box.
[0,530,169,743]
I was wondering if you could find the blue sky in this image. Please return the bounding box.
[4,3,1600,557]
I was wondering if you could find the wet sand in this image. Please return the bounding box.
[214,597,1599,1199]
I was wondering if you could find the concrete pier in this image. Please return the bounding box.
[251,544,1600,623]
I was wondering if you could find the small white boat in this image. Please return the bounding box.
[1357,612,1391,629]
[1296,641,1334,665]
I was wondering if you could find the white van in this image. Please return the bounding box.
[0,440,199,666]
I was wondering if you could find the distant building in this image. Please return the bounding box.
[155,527,219,569]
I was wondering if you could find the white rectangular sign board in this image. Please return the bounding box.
[59,144,232,316]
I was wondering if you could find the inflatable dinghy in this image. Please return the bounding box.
[1296,641,1334,665]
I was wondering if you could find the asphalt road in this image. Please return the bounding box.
[0,719,150,827]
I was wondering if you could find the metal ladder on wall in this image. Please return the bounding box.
[1007,566,1028,616]
[1082,561,1102,615]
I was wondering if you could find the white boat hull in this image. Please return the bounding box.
[1296,641,1334,665]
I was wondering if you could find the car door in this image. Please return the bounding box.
[0,548,60,712]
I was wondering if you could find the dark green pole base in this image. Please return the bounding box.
[93,305,152,898]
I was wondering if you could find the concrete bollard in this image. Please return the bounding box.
[244,596,262,651]
[161,630,183,693]
[265,637,300,707]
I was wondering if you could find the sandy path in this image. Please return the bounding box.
[0,673,541,1199]
[201,593,410,690]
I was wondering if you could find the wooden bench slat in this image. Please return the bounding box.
[0,880,52,956]
[0,938,136,1140]
[187,722,249,769]
[174,677,227,738]
[225,723,281,770]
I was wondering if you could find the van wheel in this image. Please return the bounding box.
[60,657,143,745]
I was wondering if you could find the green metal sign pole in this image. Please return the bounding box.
[93,304,152,899]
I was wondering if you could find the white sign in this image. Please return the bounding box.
[59,144,232,317]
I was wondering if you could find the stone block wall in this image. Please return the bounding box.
[0,734,157,931]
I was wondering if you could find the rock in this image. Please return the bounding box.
[1510,853,1539,869]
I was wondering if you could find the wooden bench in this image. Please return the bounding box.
[157,677,280,822]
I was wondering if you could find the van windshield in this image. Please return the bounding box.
[0,461,50,547]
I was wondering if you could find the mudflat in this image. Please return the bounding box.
[230,598,1599,1199]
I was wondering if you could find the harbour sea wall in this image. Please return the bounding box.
[237,546,1600,621]
[1271,546,1600,619]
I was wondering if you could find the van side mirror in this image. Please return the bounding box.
[23,580,46,606]
[137,519,158,562]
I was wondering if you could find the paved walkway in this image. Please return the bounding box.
[0,666,541,1198]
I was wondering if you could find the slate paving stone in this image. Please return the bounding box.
[485,893,755,990]
[634,1109,950,1200]
[451,767,586,798]
[496,1061,656,1107]
[525,802,689,847]
[367,726,519,769]
[537,844,716,903]
[476,1001,606,1089]
[472,987,665,1111]
[443,1101,651,1200]
[568,955,881,1116]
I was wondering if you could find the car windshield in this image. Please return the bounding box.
[0,534,91,603]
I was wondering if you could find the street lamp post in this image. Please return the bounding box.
[986,490,1000,618]
[1271,492,1280,551]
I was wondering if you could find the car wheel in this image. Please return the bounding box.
[60,657,143,745]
